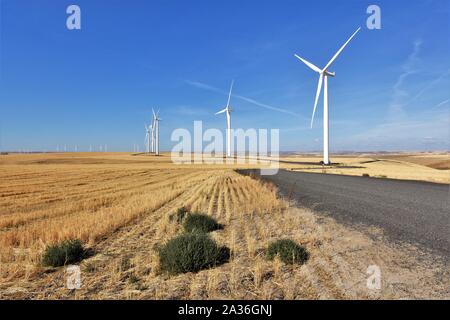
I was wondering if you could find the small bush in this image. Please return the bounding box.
[42,239,85,267]
[183,213,222,233]
[119,256,132,271]
[170,206,189,223]
[158,232,229,275]
[362,173,370,177]
[128,273,140,284]
[266,239,309,265]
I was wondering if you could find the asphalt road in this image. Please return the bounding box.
[241,170,450,258]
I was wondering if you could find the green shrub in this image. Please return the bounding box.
[266,239,309,265]
[170,206,189,223]
[42,239,85,267]
[183,213,222,233]
[158,232,229,275]
[119,256,132,271]
[128,273,140,284]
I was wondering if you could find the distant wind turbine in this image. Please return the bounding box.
[215,80,234,158]
[294,27,361,165]
[153,109,162,156]
[151,109,156,153]
[145,123,151,153]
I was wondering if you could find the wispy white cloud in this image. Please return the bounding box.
[432,98,450,109]
[185,80,301,117]
[389,40,450,113]
[339,40,450,151]
[401,69,450,108]
[341,108,450,151]
[232,93,300,116]
[389,39,422,118]
[184,80,222,94]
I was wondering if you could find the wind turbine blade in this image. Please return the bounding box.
[226,80,234,108]
[323,27,361,71]
[152,108,156,118]
[311,74,323,128]
[294,54,321,73]
[215,108,227,115]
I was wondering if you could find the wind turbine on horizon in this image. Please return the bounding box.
[153,109,161,156]
[145,123,151,153]
[295,27,361,165]
[215,80,234,158]
[151,109,156,153]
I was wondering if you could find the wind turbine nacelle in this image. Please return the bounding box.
[324,71,335,77]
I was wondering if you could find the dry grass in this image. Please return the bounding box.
[0,153,448,299]
[378,153,450,170]
[0,156,217,279]
[281,153,450,184]
[2,151,448,183]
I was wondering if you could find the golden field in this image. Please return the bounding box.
[0,152,448,299]
[277,153,450,184]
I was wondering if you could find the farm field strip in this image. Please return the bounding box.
[0,169,177,211]
[0,172,204,245]
[0,167,216,280]
[0,170,200,229]
[0,168,197,213]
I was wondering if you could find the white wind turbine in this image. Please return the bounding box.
[153,109,161,156]
[145,123,151,153]
[295,27,361,165]
[215,80,234,158]
[151,109,156,153]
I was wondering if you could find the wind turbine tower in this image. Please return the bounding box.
[153,109,161,156]
[145,124,151,153]
[294,27,360,165]
[151,113,156,153]
[215,80,234,158]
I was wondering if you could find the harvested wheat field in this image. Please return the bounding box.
[282,153,450,184]
[0,153,448,299]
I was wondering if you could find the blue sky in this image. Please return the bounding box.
[0,0,449,152]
